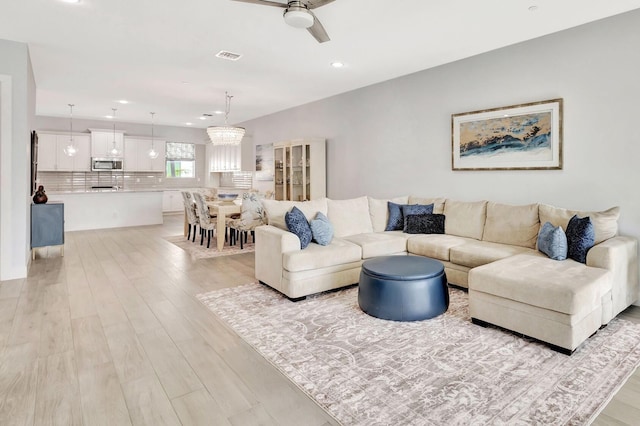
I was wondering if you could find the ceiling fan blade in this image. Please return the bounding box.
[231,0,287,8]
[307,10,330,43]
[306,0,336,9]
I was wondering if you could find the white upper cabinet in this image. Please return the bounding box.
[90,129,124,158]
[124,137,166,172]
[37,131,91,172]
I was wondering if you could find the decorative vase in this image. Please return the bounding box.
[33,185,48,204]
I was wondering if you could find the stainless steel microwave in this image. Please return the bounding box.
[92,158,123,171]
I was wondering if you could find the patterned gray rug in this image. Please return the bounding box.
[197,283,640,426]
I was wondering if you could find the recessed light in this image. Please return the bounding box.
[528,5,539,12]
[331,61,344,68]
[186,122,193,126]
[199,116,207,120]
[105,115,114,119]
[60,0,81,4]
[181,81,190,85]
[118,99,129,104]
[213,110,224,115]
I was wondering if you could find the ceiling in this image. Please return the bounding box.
[2,0,640,128]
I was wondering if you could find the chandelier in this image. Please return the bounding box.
[207,92,245,146]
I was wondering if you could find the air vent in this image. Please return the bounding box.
[215,50,243,61]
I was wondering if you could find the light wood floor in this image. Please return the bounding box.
[0,214,638,425]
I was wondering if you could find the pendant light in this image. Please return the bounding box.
[147,112,159,159]
[109,108,122,157]
[207,91,245,146]
[63,104,77,157]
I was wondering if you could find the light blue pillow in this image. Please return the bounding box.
[310,212,333,246]
[537,222,568,261]
[285,206,312,249]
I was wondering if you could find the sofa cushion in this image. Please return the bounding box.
[342,232,408,259]
[482,202,539,249]
[537,222,568,261]
[327,197,374,238]
[310,212,333,246]
[283,238,362,272]
[407,234,474,261]
[443,200,487,240]
[408,196,446,214]
[539,204,619,245]
[263,198,328,231]
[285,207,312,249]
[566,215,595,264]
[368,196,409,232]
[404,214,445,235]
[468,254,611,316]
[450,240,535,268]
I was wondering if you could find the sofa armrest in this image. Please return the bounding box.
[255,225,301,292]
[587,236,639,320]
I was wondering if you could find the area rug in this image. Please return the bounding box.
[164,234,254,260]
[197,283,640,426]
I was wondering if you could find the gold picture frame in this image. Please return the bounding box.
[452,98,563,170]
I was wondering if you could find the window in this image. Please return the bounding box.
[166,142,195,178]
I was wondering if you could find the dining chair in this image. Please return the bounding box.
[226,192,266,249]
[181,191,199,242]
[192,192,217,248]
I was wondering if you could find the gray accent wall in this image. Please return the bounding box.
[239,10,640,302]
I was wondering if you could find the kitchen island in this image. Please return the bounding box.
[48,190,163,231]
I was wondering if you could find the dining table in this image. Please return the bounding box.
[206,200,241,251]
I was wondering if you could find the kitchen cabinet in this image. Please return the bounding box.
[90,129,124,158]
[37,131,91,171]
[163,190,184,212]
[124,137,166,172]
[209,144,241,172]
[31,202,64,259]
[274,138,326,201]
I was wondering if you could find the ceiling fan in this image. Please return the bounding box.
[231,0,335,43]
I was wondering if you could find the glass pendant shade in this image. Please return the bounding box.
[148,112,159,159]
[64,104,77,157]
[109,108,122,157]
[208,91,245,146]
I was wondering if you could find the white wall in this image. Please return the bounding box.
[240,11,640,301]
[0,39,34,280]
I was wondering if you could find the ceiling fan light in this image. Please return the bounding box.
[284,9,314,28]
[207,126,245,146]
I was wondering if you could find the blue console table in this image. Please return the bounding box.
[31,202,64,259]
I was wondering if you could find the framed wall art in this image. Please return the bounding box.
[452,98,563,170]
[255,142,274,181]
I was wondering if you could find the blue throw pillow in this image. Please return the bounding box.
[537,222,568,261]
[566,215,595,263]
[385,202,408,231]
[404,214,445,234]
[310,212,333,246]
[401,204,434,231]
[285,206,312,249]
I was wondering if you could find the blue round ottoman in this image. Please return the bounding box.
[358,256,449,321]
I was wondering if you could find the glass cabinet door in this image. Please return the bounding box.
[274,146,285,200]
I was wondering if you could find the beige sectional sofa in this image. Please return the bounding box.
[255,196,638,353]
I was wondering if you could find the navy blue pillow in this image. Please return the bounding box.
[537,222,568,261]
[404,214,445,234]
[385,202,408,231]
[285,206,312,249]
[566,215,595,263]
[401,204,434,231]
